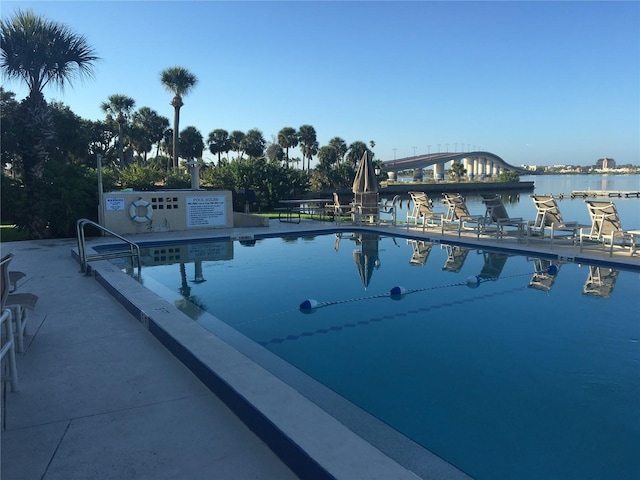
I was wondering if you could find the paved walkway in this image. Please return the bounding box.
[1,237,297,480]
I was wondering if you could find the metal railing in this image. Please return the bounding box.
[76,219,141,277]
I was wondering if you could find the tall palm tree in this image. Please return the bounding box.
[347,140,369,168]
[229,130,245,160]
[0,9,98,185]
[101,94,135,166]
[328,137,348,165]
[207,128,230,164]
[277,127,298,167]
[132,107,169,161]
[160,66,198,169]
[298,124,318,172]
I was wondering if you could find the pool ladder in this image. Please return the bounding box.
[76,219,141,278]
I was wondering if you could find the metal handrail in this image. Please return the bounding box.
[76,219,141,277]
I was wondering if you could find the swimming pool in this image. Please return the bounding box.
[116,232,639,479]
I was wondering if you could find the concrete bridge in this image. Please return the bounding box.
[380,151,530,181]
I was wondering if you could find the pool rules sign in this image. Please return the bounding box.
[186,195,227,228]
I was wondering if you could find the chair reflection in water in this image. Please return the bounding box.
[478,251,509,280]
[582,266,619,298]
[441,245,470,273]
[528,258,561,292]
[407,240,432,267]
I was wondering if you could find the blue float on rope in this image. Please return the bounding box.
[546,264,558,275]
[299,299,319,313]
[389,286,408,300]
[466,275,481,288]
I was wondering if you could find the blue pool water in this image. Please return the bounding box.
[129,233,639,479]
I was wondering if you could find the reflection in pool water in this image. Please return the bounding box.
[122,233,639,480]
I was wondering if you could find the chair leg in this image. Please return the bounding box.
[1,309,19,392]
[9,305,25,353]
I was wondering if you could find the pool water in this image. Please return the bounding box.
[130,233,640,480]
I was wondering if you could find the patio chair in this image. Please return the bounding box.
[579,200,636,256]
[407,191,440,231]
[379,195,400,226]
[441,193,485,238]
[1,255,19,391]
[1,254,38,353]
[327,192,355,224]
[528,195,586,244]
[481,194,527,241]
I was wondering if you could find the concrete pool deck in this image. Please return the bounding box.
[2,219,638,479]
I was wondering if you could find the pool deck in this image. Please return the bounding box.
[2,219,638,480]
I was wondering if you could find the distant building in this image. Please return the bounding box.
[596,157,616,169]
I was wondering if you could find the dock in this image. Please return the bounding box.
[560,190,640,199]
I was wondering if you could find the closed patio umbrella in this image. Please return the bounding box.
[352,150,378,196]
[352,151,379,224]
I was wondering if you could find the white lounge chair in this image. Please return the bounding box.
[1,254,19,391]
[481,194,527,241]
[579,200,637,256]
[441,193,485,238]
[407,191,440,231]
[1,253,38,353]
[528,195,586,244]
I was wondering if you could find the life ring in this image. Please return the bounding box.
[129,199,153,223]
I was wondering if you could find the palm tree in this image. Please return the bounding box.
[207,128,230,164]
[0,9,98,185]
[160,66,198,169]
[298,124,318,172]
[328,137,348,164]
[229,130,245,160]
[132,107,169,161]
[101,94,135,167]
[277,127,298,167]
[347,140,369,168]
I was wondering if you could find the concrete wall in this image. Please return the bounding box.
[102,190,234,235]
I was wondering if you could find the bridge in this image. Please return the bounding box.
[380,151,530,181]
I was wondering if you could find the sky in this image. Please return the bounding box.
[2,1,639,167]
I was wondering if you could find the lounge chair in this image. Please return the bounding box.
[528,195,586,244]
[579,200,637,256]
[441,193,485,238]
[407,191,440,231]
[1,253,38,353]
[481,194,527,241]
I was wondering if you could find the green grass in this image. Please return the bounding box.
[0,224,29,242]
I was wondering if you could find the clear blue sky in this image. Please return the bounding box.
[3,1,639,167]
